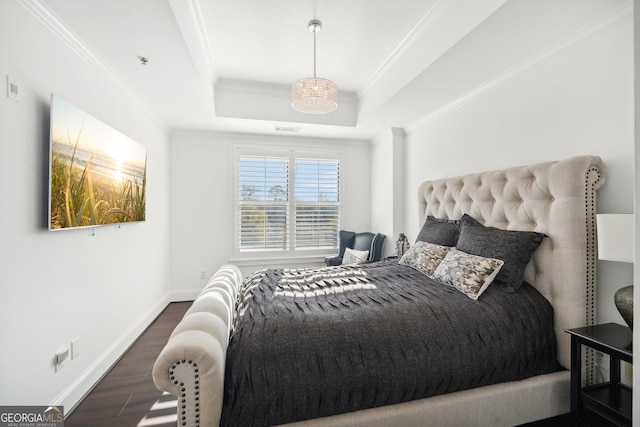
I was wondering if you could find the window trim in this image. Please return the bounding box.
[231,144,343,262]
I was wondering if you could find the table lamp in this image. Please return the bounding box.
[596,214,635,329]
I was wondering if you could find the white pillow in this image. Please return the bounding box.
[342,248,369,265]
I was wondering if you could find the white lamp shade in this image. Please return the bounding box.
[596,214,635,263]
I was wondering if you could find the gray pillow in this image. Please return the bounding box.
[416,216,460,246]
[455,214,544,292]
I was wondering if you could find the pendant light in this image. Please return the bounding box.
[291,20,338,114]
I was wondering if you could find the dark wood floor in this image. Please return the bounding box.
[65,302,190,427]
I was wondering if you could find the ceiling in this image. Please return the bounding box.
[35,0,509,140]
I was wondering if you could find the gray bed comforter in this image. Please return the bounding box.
[220,260,559,426]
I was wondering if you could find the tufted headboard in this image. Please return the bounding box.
[417,156,606,374]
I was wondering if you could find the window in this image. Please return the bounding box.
[235,148,341,258]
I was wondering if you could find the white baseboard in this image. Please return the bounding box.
[56,293,172,416]
[56,289,202,417]
[169,289,201,302]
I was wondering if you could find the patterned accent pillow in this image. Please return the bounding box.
[433,248,504,300]
[342,248,369,265]
[398,241,451,279]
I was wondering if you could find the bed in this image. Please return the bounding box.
[153,155,606,426]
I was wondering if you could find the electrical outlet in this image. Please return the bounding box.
[6,75,19,101]
[621,361,633,386]
[595,351,610,382]
[200,270,206,279]
[71,337,80,360]
[55,347,69,372]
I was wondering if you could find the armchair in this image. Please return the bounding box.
[325,230,386,266]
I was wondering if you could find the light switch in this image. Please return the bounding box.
[71,337,80,360]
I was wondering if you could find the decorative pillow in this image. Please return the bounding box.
[338,230,356,257]
[416,216,460,247]
[399,241,451,278]
[433,248,504,300]
[342,248,369,265]
[455,214,544,292]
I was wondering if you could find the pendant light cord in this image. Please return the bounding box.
[313,29,317,78]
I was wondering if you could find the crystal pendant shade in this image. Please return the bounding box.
[291,19,338,114]
[291,77,338,114]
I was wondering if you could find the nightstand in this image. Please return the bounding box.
[566,323,632,426]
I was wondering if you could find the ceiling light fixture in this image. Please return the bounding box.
[291,20,338,114]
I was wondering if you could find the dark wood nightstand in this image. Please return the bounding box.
[566,323,632,426]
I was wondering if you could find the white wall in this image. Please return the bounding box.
[633,0,639,420]
[170,130,371,288]
[0,1,171,410]
[370,132,394,242]
[371,1,634,324]
[370,128,405,257]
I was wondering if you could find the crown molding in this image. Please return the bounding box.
[16,0,168,131]
[358,0,451,97]
[17,0,118,83]
[391,127,406,137]
[407,1,632,132]
[168,0,217,85]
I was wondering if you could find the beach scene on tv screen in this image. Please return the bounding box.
[49,95,147,230]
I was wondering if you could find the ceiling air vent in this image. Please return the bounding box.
[275,126,301,133]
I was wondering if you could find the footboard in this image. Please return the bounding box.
[152,265,242,427]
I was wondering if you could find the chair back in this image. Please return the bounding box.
[326,230,386,266]
[353,232,385,262]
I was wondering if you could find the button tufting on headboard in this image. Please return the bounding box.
[417,156,606,377]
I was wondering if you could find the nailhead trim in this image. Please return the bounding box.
[169,359,202,426]
[583,166,602,386]
[418,159,604,386]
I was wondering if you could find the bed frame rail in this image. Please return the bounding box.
[152,265,242,427]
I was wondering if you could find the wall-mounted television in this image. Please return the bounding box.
[48,94,147,230]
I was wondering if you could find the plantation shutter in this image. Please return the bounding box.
[238,155,289,251]
[294,158,340,249]
[236,150,341,256]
